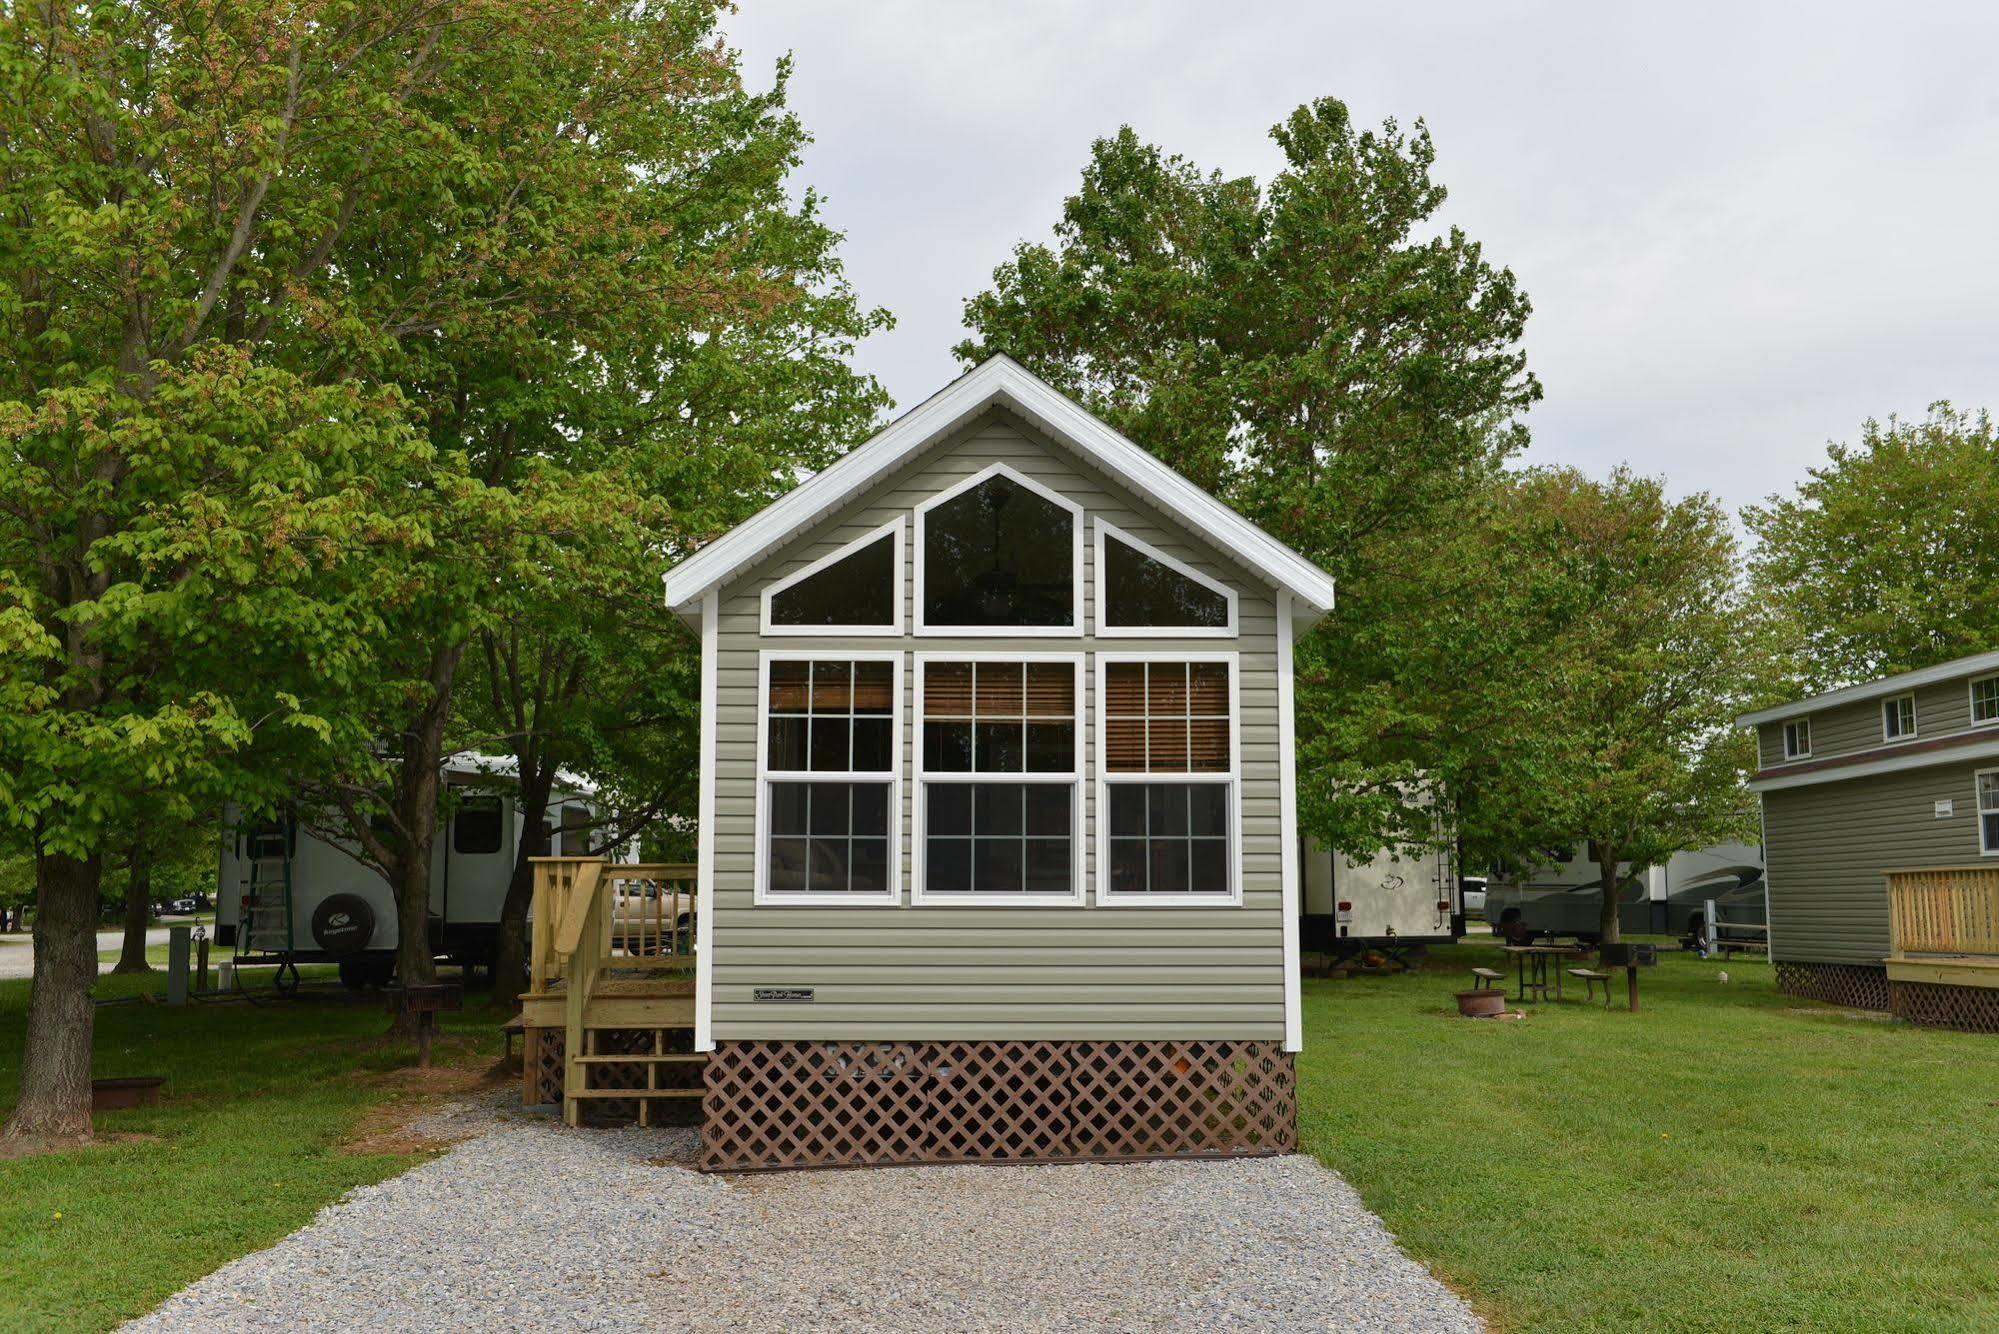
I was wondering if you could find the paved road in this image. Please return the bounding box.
[0,924,182,981]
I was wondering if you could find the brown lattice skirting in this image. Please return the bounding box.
[1889,980,1999,1033]
[701,1039,1296,1173]
[1774,961,1890,1011]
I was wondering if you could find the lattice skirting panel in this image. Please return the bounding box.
[701,1039,1297,1173]
[1774,961,1890,1011]
[525,1027,564,1106]
[1889,980,1999,1033]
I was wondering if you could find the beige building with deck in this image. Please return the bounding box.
[1743,649,1999,1031]
[523,357,1334,1169]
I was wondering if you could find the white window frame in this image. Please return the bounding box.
[1979,768,1999,857]
[1970,674,1999,728]
[911,651,1085,906]
[1094,650,1244,908]
[1092,519,1238,639]
[911,462,1083,637]
[759,518,905,637]
[1781,717,1812,761]
[753,649,904,907]
[1881,692,1918,744]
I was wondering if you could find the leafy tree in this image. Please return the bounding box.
[1744,406,1999,692]
[1,3,887,1138]
[957,98,1539,856]
[1468,468,1759,941]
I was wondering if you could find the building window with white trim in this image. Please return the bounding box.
[914,657,1081,903]
[760,519,903,636]
[1094,520,1236,637]
[914,465,1082,634]
[1973,676,1999,726]
[1782,718,1811,760]
[1882,693,1917,742]
[759,656,901,903]
[1098,657,1240,904]
[1980,770,1999,855]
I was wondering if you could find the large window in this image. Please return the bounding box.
[914,656,1081,904]
[757,654,902,904]
[1882,693,1917,742]
[1782,718,1811,761]
[761,519,903,635]
[1973,676,1999,727]
[1095,521,1236,636]
[1097,655,1240,905]
[914,465,1081,634]
[1981,770,1999,856]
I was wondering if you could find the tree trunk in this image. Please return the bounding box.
[2,851,103,1144]
[389,642,467,994]
[492,767,555,1002]
[112,844,153,975]
[1597,849,1622,945]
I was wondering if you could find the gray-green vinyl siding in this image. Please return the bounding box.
[1758,677,1994,769]
[1762,759,1996,965]
[708,409,1288,1040]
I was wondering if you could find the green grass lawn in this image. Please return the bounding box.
[0,969,507,1332]
[1299,940,1999,1332]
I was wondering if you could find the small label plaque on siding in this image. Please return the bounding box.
[754,987,815,1003]
[1935,799,1955,819]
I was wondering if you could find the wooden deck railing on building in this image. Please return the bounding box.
[525,857,699,1125]
[1885,866,1999,958]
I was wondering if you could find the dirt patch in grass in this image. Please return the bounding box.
[1778,1005,1892,1021]
[0,1130,159,1162]
[341,1062,511,1156]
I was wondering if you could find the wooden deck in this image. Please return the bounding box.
[519,857,701,1124]
[1884,866,1999,990]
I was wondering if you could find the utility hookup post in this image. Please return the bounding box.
[166,925,192,1006]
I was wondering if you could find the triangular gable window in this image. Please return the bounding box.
[1096,522,1236,636]
[762,520,903,634]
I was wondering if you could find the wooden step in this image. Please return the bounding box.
[565,1087,704,1100]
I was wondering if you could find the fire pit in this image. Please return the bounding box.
[1455,988,1507,1019]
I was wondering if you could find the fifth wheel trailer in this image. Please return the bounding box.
[215,753,613,988]
[1299,834,1465,955]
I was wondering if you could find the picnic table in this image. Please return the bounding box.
[1502,943,1592,1002]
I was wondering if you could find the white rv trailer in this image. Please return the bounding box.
[1486,840,1766,942]
[216,752,612,988]
[1299,833,1464,958]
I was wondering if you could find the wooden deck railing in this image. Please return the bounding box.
[528,856,699,995]
[1886,866,1999,957]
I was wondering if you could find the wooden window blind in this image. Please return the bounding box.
[1105,662,1230,774]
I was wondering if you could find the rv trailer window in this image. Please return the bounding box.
[760,657,901,902]
[1882,693,1917,742]
[767,526,897,629]
[917,470,1078,631]
[559,805,593,856]
[1099,658,1239,904]
[1980,771,1999,855]
[916,658,1080,902]
[1098,526,1233,633]
[453,796,504,855]
[1782,718,1811,759]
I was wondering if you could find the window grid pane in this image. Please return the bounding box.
[767,780,892,896]
[1976,679,1999,723]
[768,660,896,774]
[924,661,1075,776]
[1104,662,1231,774]
[925,782,1072,895]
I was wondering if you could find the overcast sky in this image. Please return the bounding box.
[725,2,1999,515]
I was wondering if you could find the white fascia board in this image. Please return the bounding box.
[662,356,1336,618]
[1748,736,1999,792]
[1738,649,1999,728]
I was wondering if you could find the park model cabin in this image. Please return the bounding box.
[660,357,1334,1169]
[1743,649,1999,1031]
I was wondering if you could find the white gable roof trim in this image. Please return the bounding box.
[662,356,1337,618]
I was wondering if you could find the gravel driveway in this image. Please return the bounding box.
[129,1101,1481,1333]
